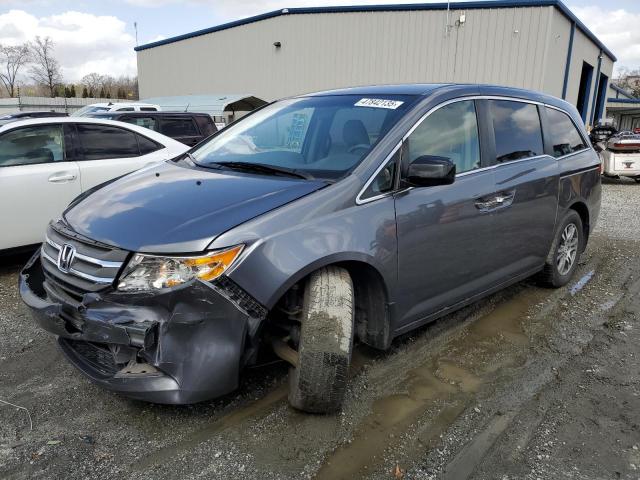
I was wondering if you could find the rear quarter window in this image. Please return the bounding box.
[194,116,217,136]
[490,100,544,163]
[136,134,163,155]
[545,107,587,158]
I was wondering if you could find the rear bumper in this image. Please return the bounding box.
[19,250,266,404]
[602,151,640,177]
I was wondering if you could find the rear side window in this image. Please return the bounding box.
[404,100,481,174]
[77,124,140,160]
[116,107,135,112]
[123,116,158,131]
[0,124,65,167]
[161,118,199,137]
[136,134,162,155]
[490,100,543,162]
[545,107,587,157]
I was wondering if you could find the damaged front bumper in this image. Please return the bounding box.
[19,250,266,404]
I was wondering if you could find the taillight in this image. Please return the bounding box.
[613,143,640,149]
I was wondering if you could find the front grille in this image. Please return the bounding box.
[40,222,129,299]
[61,339,119,377]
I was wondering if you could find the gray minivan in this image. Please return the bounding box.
[20,84,601,413]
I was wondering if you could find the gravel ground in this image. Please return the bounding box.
[1,178,639,480]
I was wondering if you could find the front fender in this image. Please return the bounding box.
[215,181,398,310]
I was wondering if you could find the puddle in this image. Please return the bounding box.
[570,270,595,295]
[315,289,543,480]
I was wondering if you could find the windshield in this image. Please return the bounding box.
[189,94,415,180]
[72,105,110,117]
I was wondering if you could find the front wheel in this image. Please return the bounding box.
[633,176,640,183]
[537,210,584,288]
[288,266,354,413]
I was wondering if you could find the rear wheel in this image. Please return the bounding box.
[537,210,584,288]
[288,266,354,413]
[634,176,640,183]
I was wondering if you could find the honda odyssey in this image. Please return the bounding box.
[20,84,601,413]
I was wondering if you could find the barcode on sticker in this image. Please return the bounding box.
[355,98,404,109]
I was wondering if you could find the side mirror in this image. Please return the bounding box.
[406,155,456,187]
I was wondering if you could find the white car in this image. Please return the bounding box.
[0,117,189,250]
[72,102,161,117]
[601,133,640,182]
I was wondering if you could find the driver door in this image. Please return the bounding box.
[394,100,499,329]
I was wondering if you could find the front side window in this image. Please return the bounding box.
[116,107,135,112]
[545,107,587,157]
[0,125,65,167]
[404,100,481,174]
[490,100,543,162]
[190,95,415,180]
[140,107,158,112]
[76,124,140,160]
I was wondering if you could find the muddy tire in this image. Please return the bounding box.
[537,210,584,288]
[288,266,354,413]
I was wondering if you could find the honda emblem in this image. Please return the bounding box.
[57,244,76,273]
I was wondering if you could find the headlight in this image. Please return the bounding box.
[117,245,243,292]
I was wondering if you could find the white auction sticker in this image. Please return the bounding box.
[354,98,404,109]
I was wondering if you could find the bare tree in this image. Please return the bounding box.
[615,67,640,99]
[81,72,104,97]
[0,43,30,97]
[29,36,62,98]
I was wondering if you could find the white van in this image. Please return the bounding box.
[72,102,161,117]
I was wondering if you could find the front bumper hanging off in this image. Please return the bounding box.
[19,250,266,404]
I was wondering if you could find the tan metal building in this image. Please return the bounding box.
[136,0,615,126]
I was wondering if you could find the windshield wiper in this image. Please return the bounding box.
[215,161,312,180]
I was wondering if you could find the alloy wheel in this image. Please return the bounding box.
[556,223,579,276]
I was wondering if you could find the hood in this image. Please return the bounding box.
[64,161,327,253]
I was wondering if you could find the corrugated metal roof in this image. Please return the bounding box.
[134,0,616,62]
[141,94,267,116]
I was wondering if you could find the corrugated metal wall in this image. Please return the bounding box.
[137,5,613,118]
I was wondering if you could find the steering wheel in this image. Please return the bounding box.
[348,144,371,154]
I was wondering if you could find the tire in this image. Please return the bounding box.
[288,266,354,413]
[634,177,640,183]
[537,210,584,288]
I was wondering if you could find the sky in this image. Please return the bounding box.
[0,0,638,82]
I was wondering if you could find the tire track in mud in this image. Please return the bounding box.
[314,288,544,479]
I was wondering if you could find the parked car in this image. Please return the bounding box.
[85,112,218,146]
[634,127,640,135]
[72,102,161,117]
[0,117,189,251]
[0,111,68,126]
[601,132,640,181]
[20,84,600,413]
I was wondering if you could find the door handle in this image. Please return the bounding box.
[475,190,516,212]
[48,173,77,183]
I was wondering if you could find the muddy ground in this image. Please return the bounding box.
[1,178,639,480]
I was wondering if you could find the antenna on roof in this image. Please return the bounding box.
[184,103,190,112]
